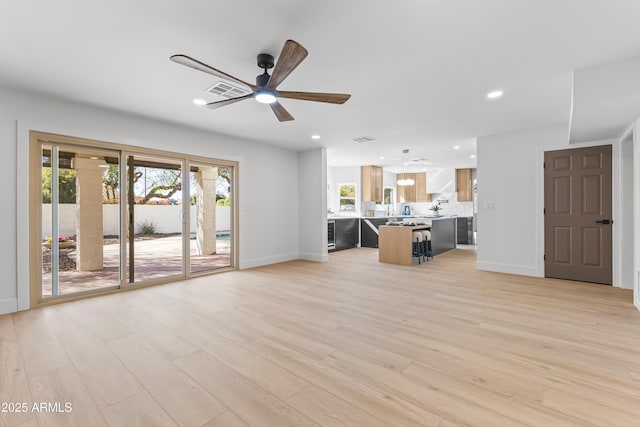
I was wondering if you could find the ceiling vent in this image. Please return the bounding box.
[351,136,376,143]
[207,81,252,99]
[408,158,432,165]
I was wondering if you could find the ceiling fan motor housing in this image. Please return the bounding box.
[256,53,274,87]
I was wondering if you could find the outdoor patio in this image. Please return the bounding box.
[41,235,231,297]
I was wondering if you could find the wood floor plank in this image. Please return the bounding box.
[28,365,108,427]
[63,334,143,408]
[12,310,72,379]
[101,390,178,427]
[0,316,37,427]
[107,334,226,427]
[323,349,530,427]
[543,387,640,427]
[3,247,639,426]
[174,351,320,427]
[246,337,442,427]
[287,384,391,427]
[201,411,250,427]
[404,361,590,427]
[197,331,309,401]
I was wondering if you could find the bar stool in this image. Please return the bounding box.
[420,230,433,260]
[412,231,424,264]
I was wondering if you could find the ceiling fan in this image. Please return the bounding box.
[170,39,351,122]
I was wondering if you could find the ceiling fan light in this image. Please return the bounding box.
[255,89,277,104]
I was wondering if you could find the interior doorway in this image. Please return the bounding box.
[544,145,613,284]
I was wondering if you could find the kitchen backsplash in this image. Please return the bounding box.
[398,192,474,217]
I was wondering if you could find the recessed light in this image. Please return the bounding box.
[453,145,460,150]
[379,156,385,160]
[193,99,207,106]
[470,154,477,158]
[487,90,503,99]
[311,134,321,140]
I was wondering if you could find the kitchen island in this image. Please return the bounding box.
[377,216,457,265]
[379,224,432,265]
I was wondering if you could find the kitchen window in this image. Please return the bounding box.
[338,183,356,211]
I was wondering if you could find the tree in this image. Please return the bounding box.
[102,164,120,203]
[43,163,199,205]
[41,168,76,203]
[135,167,181,204]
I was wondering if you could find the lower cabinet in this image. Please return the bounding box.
[331,218,359,251]
[361,218,398,248]
[430,218,457,256]
[456,216,474,244]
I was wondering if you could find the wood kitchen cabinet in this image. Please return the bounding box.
[415,172,432,202]
[456,168,473,202]
[397,172,431,203]
[396,173,416,203]
[361,165,383,202]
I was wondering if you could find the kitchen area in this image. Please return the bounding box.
[327,164,476,264]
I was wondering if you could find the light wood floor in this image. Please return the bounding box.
[2,247,640,426]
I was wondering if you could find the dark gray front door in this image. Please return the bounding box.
[544,145,613,284]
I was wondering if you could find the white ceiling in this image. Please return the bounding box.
[2,1,640,171]
[570,55,640,143]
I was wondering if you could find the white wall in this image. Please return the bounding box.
[4,86,302,314]
[476,124,626,289]
[477,125,568,276]
[41,204,232,237]
[298,148,328,262]
[633,120,640,311]
[327,166,361,215]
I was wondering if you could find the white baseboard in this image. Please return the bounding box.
[239,252,299,270]
[476,261,542,278]
[299,252,329,263]
[0,298,18,315]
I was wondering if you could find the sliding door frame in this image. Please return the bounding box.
[29,131,239,308]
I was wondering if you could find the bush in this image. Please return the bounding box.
[137,220,156,235]
[216,197,231,206]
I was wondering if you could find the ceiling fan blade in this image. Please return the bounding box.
[170,54,256,91]
[266,40,308,90]
[269,101,294,122]
[276,91,351,104]
[204,94,254,110]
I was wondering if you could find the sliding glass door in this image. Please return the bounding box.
[189,162,234,273]
[40,143,121,297]
[31,132,237,305]
[125,154,184,283]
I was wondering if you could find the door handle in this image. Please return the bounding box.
[595,219,612,224]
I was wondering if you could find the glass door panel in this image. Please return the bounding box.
[189,163,233,273]
[125,154,184,283]
[40,143,120,298]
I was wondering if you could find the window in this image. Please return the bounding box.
[339,183,356,211]
[383,187,394,205]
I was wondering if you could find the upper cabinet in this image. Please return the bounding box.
[426,169,455,194]
[361,165,383,202]
[397,173,416,203]
[456,168,473,202]
[415,172,431,202]
[397,172,431,203]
